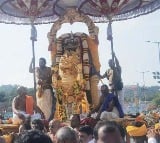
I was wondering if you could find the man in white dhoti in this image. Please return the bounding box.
[29,58,56,121]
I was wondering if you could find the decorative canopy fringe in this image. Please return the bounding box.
[0,0,159,25]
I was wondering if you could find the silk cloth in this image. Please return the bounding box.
[36,89,53,120]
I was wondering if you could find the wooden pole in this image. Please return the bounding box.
[30,24,37,101]
[107,19,118,96]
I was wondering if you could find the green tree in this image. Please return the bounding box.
[0,85,34,107]
[27,88,34,95]
[0,91,7,102]
[152,93,160,106]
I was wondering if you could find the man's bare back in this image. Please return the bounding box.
[12,86,45,122]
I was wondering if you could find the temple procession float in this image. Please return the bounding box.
[0,0,160,143]
[48,9,100,120]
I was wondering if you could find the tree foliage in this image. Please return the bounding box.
[152,93,160,106]
[0,84,34,107]
[0,84,159,110]
[124,85,160,102]
[0,91,7,102]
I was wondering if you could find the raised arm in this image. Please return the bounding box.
[12,97,19,115]
[114,54,121,75]
[114,55,120,67]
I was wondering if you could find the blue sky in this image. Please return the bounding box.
[0,9,160,87]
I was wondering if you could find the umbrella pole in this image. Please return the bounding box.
[107,20,114,63]
[30,24,37,101]
[107,20,118,96]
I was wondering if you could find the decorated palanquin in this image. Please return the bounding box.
[48,8,101,121]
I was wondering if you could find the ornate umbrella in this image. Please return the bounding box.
[0,0,59,96]
[0,0,159,24]
[78,0,160,64]
[0,0,160,95]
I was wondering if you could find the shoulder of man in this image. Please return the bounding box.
[46,66,51,70]
[46,67,52,73]
[14,96,19,100]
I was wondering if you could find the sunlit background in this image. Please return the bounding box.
[0,10,160,87]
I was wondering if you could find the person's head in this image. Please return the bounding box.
[97,124,121,143]
[56,126,78,143]
[94,121,121,143]
[78,125,93,143]
[39,57,46,68]
[20,116,31,133]
[108,59,114,68]
[17,86,27,97]
[101,84,109,95]
[31,119,44,131]
[93,121,107,141]
[131,121,147,143]
[70,114,80,129]
[15,129,52,143]
[49,119,61,134]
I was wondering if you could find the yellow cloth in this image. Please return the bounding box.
[155,123,160,130]
[36,89,53,120]
[126,124,147,137]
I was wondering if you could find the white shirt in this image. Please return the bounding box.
[88,138,95,143]
[148,137,157,143]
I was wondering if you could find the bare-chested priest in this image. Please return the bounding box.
[12,86,44,124]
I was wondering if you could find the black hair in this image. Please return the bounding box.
[23,117,31,130]
[117,124,126,139]
[93,120,120,140]
[102,121,118,133]
[39,57,46,64]
[101,84,108,89]
[70,114,80,122]
[93,120,106,140]
[31,119,44,131]
[101,84,109,92]
[79,125,93,135]
[14,129,52,143]
[56,126,78,143]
